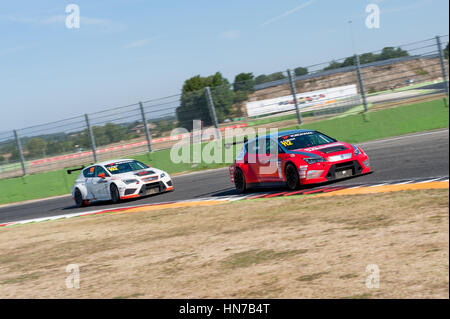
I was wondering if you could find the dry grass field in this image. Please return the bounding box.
[0,189,448,299]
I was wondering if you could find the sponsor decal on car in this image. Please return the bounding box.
[107,165,119,172]
[303,142,345,152]
[328,153,352,162]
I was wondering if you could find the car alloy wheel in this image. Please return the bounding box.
[234,168,246,193]
[285,163,300,190]
[74,188,84,208]
[110,184,120,204]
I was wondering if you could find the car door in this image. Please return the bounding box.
[90,166,110,199]
[258,138,283,182]
[246,138,264,183]
[83,166,97,199]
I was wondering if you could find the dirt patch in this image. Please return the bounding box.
[0,189,448,298]
[222,249,308,269]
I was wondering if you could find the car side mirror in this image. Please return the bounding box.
[98,173,106,179]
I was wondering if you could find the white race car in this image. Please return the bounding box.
[70,159,173,207]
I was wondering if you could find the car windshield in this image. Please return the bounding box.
[104,160,147,175]
[278,131,336,150]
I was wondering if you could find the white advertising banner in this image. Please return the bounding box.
[246,84,359,117]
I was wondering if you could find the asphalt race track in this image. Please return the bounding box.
[0,129,448,224]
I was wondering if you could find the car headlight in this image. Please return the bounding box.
[123,179,139,185]
[352,144,361,156]
[160,173,166,178]
[303,157,326,165]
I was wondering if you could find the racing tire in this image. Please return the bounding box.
[234,168,247,194]
[74,188,85,208]
[110,184,121,204]
[285,163,300,190]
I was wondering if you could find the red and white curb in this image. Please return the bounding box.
[1,176,447,229]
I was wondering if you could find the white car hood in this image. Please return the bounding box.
[110,168,164,180]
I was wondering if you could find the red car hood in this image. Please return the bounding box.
[291,142,354,158]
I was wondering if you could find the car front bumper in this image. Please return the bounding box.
[299,155,371,185]
[120,178,174,199]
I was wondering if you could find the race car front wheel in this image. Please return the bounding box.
[234,168,247,193]
[285,163,300,190]
[74,188,85,208]
[110,184,120,204]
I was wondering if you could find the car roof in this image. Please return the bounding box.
[246,129,316,143]
[87,159,136,167]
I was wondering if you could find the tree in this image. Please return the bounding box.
[46,140,64,155]
[322,47,409,71]
[0,155,4,164]
[0,143,19,162]
[72,129,91,149]
[445,43,449,60]
[254,72,286,85]
[267,72,286,82]
[9,148,20,162]
[360,52,377,64]
[210,79,235,122]
[379,47,408,60]
[46,140,74,155]
[324,60,343,71]
[154,120,176,136]
[340,56,355,67]
[294,67,308,76]
[104,123,127,143]
[233,90,250,104]
[26,137,47,158]
[254,74,269,85]
[233,73,255,104]
[233,73,255,92]
[176,72,234,130]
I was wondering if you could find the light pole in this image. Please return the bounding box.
[348,20,357,55]
[348,20,368,112]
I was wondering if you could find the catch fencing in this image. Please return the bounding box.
[0,35,448,179]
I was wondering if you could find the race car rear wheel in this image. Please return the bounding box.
[110,184,120,204]
[234,168,247,193]
[74,188,85,208]
[285,163,300,190]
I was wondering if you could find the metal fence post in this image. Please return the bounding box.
[287,69,302,125]
[139,102,152,153]
[355,54,369,112]
[436,35,449,99]
[84,114,97,162]
[13,129,27,176]
[205,86,221,138]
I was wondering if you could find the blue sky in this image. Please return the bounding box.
[0,0,448,131]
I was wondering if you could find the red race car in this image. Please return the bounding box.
[229,129,371,193]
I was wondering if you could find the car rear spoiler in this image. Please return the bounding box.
[67,165,85,175]
[224,136,249,149]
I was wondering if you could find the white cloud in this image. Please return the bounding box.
[261,0,317,27]
[40,15,65,24]
[2,14,111,27]
[221,30,241,39]
[123,36,160,49]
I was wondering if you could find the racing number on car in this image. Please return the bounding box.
[280,140,293,147]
